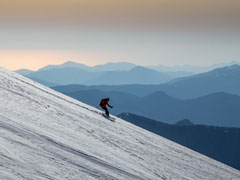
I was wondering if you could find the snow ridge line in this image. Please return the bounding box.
[9,74,103,116]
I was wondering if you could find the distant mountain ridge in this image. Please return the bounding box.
[158,64,240,99]
[15,61,240,88]
[38,61,91,71]
[27,67,103,85]
[148,61,240,73]
[118,113,240,170]
[85,66,173,85]
[54,86,240,127]
[15,69,34,76]
[29,77,60,87]
[38,61,136,72]
[53,64,240,99]
[16,60,240,74]
[26,65,174,86]
[92,62,136,71]
[175,119,194,126]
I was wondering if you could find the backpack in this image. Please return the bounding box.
[99,99,105,106]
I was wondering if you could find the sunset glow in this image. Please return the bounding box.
[0,50,104,70]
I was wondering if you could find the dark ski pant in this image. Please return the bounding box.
[102,107,109,116]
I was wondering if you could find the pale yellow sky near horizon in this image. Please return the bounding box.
[1,49,237,71]
[1,0,240,70]
[0,50,110,70]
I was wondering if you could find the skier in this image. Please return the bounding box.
[99,98,113,116]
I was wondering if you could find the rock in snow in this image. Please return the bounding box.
[0,67,239,180]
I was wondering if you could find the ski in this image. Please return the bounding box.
[102,113,115,121]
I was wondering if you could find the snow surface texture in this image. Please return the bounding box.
[0,67,239,180]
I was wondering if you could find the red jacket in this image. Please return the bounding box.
[100,98,112,108]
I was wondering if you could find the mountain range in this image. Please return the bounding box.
[24,65,174,86]
[14,62,240,128]
[85,66,173,85]
[16,60,240,75]
[53,64,240,99]
[15,68,34,76]
[53,86,240,127]
[1,67,239,179]
[27,67,103,85]
[157,64,240,99]
[38,61,136,72]
[15,61,240,93]
[148,61,240,73]
[118,113,240,170]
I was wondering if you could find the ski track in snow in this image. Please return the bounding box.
[0,67,240,180]
[0,119,144,180]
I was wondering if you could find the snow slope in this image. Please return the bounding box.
[0,67,239,180]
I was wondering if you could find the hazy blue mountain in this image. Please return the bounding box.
[53,84,94,93]
[28,61,173,85]
[27,67,103,85]
[163,71,195,78]
[28,61,240,88]
[29,65,174,86]
[15,69,34,76]
[175,119,194,126]
[53,84,163,97]
[28,77,60,87]
[118,113,240,170]
[158,64,240,99]
[15,69,58,86]
[93,62,136,71]
[148,64,215,73]
[148,61,240,73]
[57,87,240,127]
[136,91,240,127]
[38,61,136,72]
[38,61,91,71]
[85,66,174,85]
[52,64,240,98]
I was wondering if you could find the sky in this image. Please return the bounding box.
[0,0,240,70]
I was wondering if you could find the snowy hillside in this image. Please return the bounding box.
[0,67,239,180]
